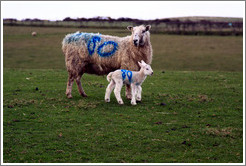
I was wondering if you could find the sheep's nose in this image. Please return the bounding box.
[151,72,154,75]
[133,39,138,44]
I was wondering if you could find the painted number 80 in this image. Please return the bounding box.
[87,36,118,57]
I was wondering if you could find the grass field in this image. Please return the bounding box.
[3,69,243,163]
[3,25,244,163]
[3,26,243,71]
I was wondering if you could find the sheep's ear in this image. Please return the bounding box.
[145,25,151,31]
[127,26,133,31]
[138,61,142,67]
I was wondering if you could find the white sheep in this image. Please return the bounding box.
[62,25,153,99]
[32,32,37,36]
[105,60,153,105]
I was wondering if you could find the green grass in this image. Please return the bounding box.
[3,69,243,163]
[3,26,243,71]
[3,25,243,163]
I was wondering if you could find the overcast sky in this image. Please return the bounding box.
[1,1,245,20]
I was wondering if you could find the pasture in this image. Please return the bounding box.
[3,25,243,163]
[3,26,243,71]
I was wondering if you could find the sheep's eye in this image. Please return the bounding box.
[142,30,145,33]
[146,68,149,70]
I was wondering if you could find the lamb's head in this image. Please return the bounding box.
[127,25,151,47]
[138,60,153,76]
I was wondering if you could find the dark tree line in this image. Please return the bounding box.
[3,17,243,36]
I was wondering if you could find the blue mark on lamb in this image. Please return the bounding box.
[121,69,127,80]
[121,69,133,83]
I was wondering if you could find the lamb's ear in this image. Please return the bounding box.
[141,60,146,65]
[138,61,142,67]
[145,25,151,31]
[127,26,133,31]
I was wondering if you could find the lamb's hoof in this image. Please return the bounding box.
[66,94,73,99]
[118,100,124,105]
[136,97,141,102]
[105,98,110,103]
[131,101,137,105]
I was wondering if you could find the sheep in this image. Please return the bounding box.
[105,60,153,105]
[62,25,153,99]
[32,32,37,36]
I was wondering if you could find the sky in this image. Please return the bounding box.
[1,1,245,21]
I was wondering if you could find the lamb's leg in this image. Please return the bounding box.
[136,86,142,102]
[75,74,87,97]
[66,74,74,99]
[131,84,137,105]
[114,81,124,105]
[105,80,115,102]
[125,84,132,100]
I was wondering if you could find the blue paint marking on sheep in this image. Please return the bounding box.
[97,41,118,57]
[67,32,89,43]
[66,32,97,44]
[87,36,101,55]
[66,32,119,57]
[121,69,133,83]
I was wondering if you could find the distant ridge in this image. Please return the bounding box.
[3,16,243,22]
[3,16,243,36]
[164,16,243,22]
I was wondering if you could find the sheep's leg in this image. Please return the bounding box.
[114,81,124,105]
[66,74,74,99]
[125,84,132,100]
[131,84,137,105]
[136,86,142,102]
[105,80,116,102]
[76,74,87,97]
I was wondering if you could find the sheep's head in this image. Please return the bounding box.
[127,25,151,47]
[138,60,153,76]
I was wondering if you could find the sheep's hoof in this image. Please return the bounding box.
[118,100,124,105]
[105,98,110,103]
[67,94,73,99]
[126,94,132,100]
[82,93,88,97]
[131,101,137,105]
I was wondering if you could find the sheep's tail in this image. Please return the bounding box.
[107,72,113,82]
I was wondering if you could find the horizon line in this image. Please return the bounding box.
[3,15,244,21]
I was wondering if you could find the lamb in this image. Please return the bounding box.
[105,60,153,105]
[62,25,153,99]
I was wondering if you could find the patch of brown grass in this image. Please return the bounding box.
[205,127,232,137]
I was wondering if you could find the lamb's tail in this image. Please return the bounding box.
[107,72,113,82]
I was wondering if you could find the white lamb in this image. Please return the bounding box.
[105,60,153,105]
